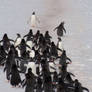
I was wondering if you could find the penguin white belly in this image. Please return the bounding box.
[58,42,63,56]
[29,50,35,58]
[30,15,36,27]
[16,47,21,57]
[14,38,21,47]
[54,59,60,74]
[26,41,33,51]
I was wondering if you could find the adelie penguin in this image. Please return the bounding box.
[16,39,31,57]
[44,31,52,45]
[14,33,21,47]
[50,42,58,58]
[73,79,89,92]
[0,33,14,52]
[24,29,34,41]
[4,47,18,81]
[8,64,21,87]
[24,30,34,52]
[54,21,66,37]
[22,68,36,92]
[58,50,72,68]
[34,30,40,42]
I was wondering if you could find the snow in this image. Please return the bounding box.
[0,0,92,91]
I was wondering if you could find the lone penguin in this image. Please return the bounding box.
[27,12,40,28]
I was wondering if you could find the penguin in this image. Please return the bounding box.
[36,76,42,92]
[54,21,66,37]
[22,68,36,92]
[27,12,40,28]
[73,79,89,92]
[9,64,21,87]
[50,42,58,58]
[44,31,52,45]
[34,30,40,42]
[4,45,19,81]
[24,29,34,41]
[16,39,31,57]
[14,33,21,47]
[58,50,72,67]
[0,33,14,52]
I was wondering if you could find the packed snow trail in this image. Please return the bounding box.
[0,0,92,91]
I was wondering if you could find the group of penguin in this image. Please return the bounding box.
[0,22,89,92]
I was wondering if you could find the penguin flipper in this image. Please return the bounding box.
[82,87,89,92]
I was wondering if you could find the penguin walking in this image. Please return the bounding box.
[27,12,40,28]
[54,21,66,37]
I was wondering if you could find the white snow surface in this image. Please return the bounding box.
[0,0,92,91]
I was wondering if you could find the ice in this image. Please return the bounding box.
[0,0,92,91]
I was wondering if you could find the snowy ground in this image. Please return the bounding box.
[0,0,92,91]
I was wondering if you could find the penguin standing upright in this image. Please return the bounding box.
[27,12,40,28]
[0,33,14,52]
[54,21,66,37]
[14,33,21,47]
[4,47,17,81]
[9,64,21,87]
[22,68,36,92]
[44,31,52,45]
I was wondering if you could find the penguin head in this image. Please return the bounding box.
[28,68,32,73]
[29,29,33,34]
[32,12,35,15]
[75,79,78,83]
[58,37,62,41]
[51,41,55,46]
[3,33,8,40]
[37,30,40,34]
[17,33,21,37]
[45,31,49,34]
[21,39,26,44]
